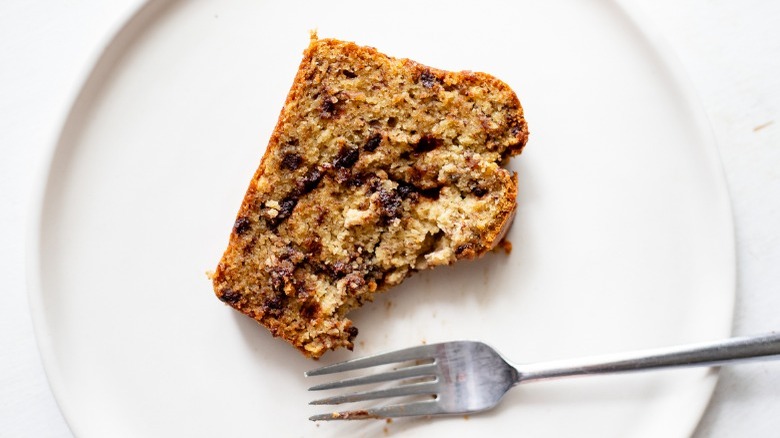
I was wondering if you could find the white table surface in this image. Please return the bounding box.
[1,1,778,436]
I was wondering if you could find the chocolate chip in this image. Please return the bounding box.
[263,292,287,316]
[396,181,415,199]
[341,69,357,79]
[414,135,441,153]
[243,236,261,256]
[219,288,241,303]
[233,216,251,235]
[269,263,293,293]
[296,167,324,195]
[334,146,360,169]
[280,197,297,216]
[266,293,285,309]
[394,179,439,200]
[377,188,403,225]
[321,98,338,118]
[281,153,302,171]
[387,117,398,128]
[364,134,382,152]
[321,92,347,119]
[419,186,441,200]
[325,260,353,282]
[472,186,488,197]
[300,300,320,320]
[268,197,297,228]
[419,70,438,88]
[455,243,474,255]
[345,173,366,188]
[346,326,359,341]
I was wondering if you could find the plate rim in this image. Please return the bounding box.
[25,1,176,435]
[25,0,737,436]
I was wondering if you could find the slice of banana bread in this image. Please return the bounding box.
[212,34,528,359]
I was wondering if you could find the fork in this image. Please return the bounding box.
[305,332,780,421]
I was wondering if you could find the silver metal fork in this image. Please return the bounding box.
[305,332,780,421]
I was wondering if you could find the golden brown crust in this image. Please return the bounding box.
[212,35,528,358]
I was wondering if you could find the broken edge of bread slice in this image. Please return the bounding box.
[212,33,528,359]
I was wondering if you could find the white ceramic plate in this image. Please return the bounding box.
[29,0,735,437]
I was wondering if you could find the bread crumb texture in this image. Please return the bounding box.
[212,35,528,358]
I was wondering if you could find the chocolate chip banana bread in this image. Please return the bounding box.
[212,34,528,358]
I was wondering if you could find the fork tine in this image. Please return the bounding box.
[309,363,437,391]
[309,400,443,421]
[309,380,438,405]
[305,343,440,377]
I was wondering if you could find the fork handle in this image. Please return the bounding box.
[514,332,780,384]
